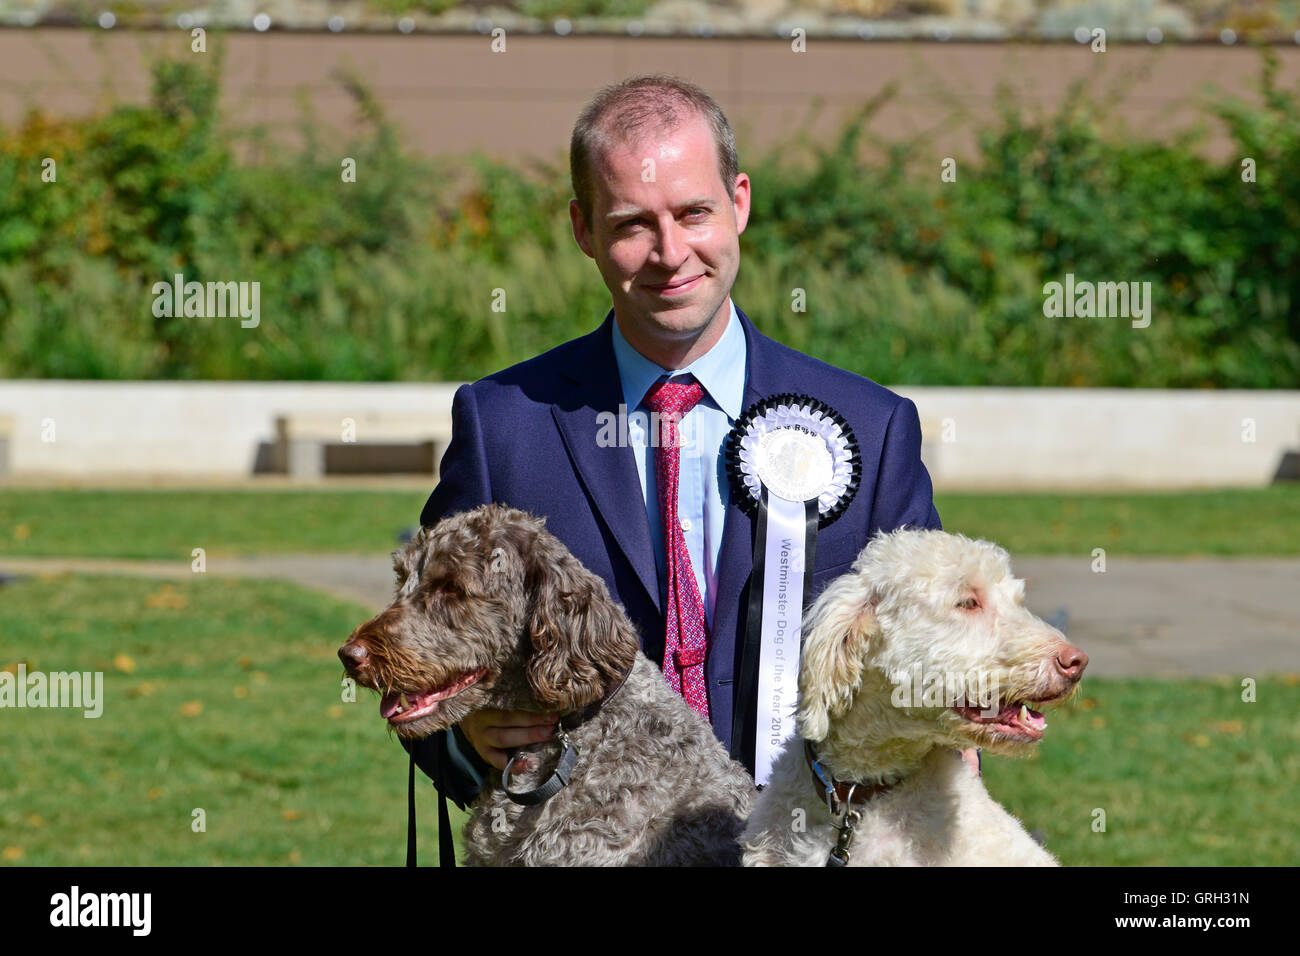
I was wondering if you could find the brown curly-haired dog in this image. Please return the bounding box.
[338,503,754,865]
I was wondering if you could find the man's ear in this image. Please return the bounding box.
[569,198,595,259]
[796,573,878,742]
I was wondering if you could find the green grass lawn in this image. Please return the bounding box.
[2,571,1295,866]
[981,676,1300,866]
[936,487,1300,557]
[1,486,1297,559]
[0,488,430,560]
[0,572,466,866]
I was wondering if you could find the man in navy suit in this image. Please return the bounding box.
[407,75,959,805]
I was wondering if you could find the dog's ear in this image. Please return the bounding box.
[522,532,639,713]
[392,538,422,599]
[797,572,879,741]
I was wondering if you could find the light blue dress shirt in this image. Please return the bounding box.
[610,297,748,627]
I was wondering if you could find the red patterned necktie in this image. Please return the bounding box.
[643,376,710,721]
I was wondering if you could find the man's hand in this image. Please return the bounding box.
[959,747,981,777]
[460,708,559,771]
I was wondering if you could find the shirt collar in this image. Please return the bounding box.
[611,297,747,419]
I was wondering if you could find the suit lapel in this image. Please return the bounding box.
[551,311,661,613]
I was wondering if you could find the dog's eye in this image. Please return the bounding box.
[956,597,980,610]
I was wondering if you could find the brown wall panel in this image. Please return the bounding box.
[2,29,1296,165]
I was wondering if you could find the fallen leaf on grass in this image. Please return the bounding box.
[146,586,188,610]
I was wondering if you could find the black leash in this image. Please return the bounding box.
[405,747,457,868]
[438,788,453,867]
[407,751,417,867]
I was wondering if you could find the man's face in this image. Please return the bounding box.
[571,114,751,363]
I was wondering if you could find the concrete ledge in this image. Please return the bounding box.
[0,412,12,477]
[0,380,1296,489]
[0,381,463,482]
[893,387,1300,489]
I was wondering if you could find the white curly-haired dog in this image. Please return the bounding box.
[742,528,1087,867]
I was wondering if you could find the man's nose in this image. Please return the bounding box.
[652,217,688,265]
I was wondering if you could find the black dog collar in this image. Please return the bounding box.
[501,662,634,807]
[501,727,580,806]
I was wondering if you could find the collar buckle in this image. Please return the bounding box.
[500,661,633,808]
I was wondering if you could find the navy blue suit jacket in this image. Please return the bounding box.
[407,304,941,804]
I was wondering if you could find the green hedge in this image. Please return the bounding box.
[1,48,1297,386]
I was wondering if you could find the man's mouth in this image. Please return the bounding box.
[646,274,703,295]
[379,668,487,724]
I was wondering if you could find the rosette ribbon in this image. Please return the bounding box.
[724,394,860,785]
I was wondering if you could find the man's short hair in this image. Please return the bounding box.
[570,73,739,229]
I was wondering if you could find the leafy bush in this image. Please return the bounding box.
[0,46,1296,386]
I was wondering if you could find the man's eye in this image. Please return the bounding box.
[621,210,707,229]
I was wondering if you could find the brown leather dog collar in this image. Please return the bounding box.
[806,741,898,807]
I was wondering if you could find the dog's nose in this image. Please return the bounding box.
[1055,643,1088,679]
[338,640,369,670]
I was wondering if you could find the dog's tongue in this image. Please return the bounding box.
[1006,702,1047,731]
[375,669,489,723]
[957,701,1047,732]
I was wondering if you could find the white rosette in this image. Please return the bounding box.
[725,394,860,786]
